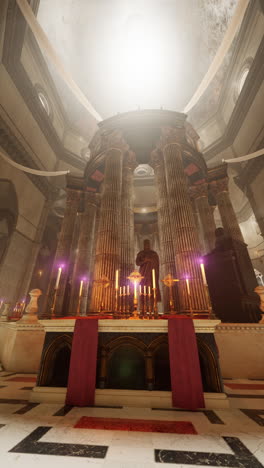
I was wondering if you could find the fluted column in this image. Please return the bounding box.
[160,133,208,313]
[46,188,81,317]
[91,143,125,312]
[210,178,244,242]
[120,151,137,284]
[69,192,98,315]
[151,149,178,311]
[190,183,216,253]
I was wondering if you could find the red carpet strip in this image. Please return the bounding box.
[74,417,197,434]
[225,383,264,390]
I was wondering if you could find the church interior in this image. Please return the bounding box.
[0,0,264,466]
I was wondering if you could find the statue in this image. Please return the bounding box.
[136,239,161,301]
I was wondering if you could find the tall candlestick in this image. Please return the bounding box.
[79,280,83,297]
[123,285,126,295]
[55,267,62,289]
[144,286,146,295]
[139,285,142,295]
[134,281,137,300]
[127,285,130,295]
[152,269,156,289]
[148,286,151,296]
[200,263,207,285]
[115,269,119,290]
[186,278,190,296]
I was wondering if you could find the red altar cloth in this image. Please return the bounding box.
[168,316,205,410]
[66,318,98,406]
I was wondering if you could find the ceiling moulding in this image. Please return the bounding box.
[203,36,264,162]
[0,116,55,199]
[2,0,90,172]
[193,0,263,158]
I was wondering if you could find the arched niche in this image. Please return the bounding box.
[105,336,147,390]
[38,334,72,387]
[197,337,223,393]
[0,179,18,264]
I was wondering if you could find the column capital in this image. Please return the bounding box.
[209,178,229,195]
[123,150,138,172]
[65,188,81,203]
[157,126,186,150]
[150,149,164,170]
[189,183,209,200]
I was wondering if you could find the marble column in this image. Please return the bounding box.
[91,141,126,312]
[120,151,137,284]
[190,183,216,253]
[160,134,208,313]
[210,178,244,242]
[151,149,178,312]
[46,188,81,317]
[69,192,98,315]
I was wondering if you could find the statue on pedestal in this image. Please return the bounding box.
[136,239,161,301]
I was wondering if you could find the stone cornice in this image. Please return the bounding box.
[216,323,264,333]
[39,318,220,334]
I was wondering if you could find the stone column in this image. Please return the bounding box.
[151,149,178,311]
[160,132,208,313]
[91,137,127,312]
[46,188,81,317]
[210,178,244,242]
[69,192,98,315]
[190,183,216,253]
[120,151,137,284]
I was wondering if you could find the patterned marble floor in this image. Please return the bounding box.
[0,371,263,467]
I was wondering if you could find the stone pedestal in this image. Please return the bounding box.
[19,289,41,323]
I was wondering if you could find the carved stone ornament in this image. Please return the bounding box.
[0,303,10,321]
[19,289,42,323]
[157,126,186,149]
[189,183,208,200]
[255,286,264,320]
[210,177,229,195]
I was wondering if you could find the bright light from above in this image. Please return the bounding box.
[111,13,173,108]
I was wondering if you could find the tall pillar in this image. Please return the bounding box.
[69,192,98,315]
[190,183,216,253]
[210,178,244,242]
[159,132,208,313]
[91,139,126,312]
[151,149,178,311]
[120,151,137,284]
[46,188,80,317]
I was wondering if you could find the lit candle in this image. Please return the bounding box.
[139,285,142,295]
[119,286,122,296]
[55,267,62,289]
[79,280,83,297]
[144,286,146,295]
[148,286,151,296]
[134,281,137,300]
[123,285,126,295]
[200,263,207,285]
[115,269,119,290]
[127,285,130,295]
[152,269,156,289]
[186,278,190,296]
